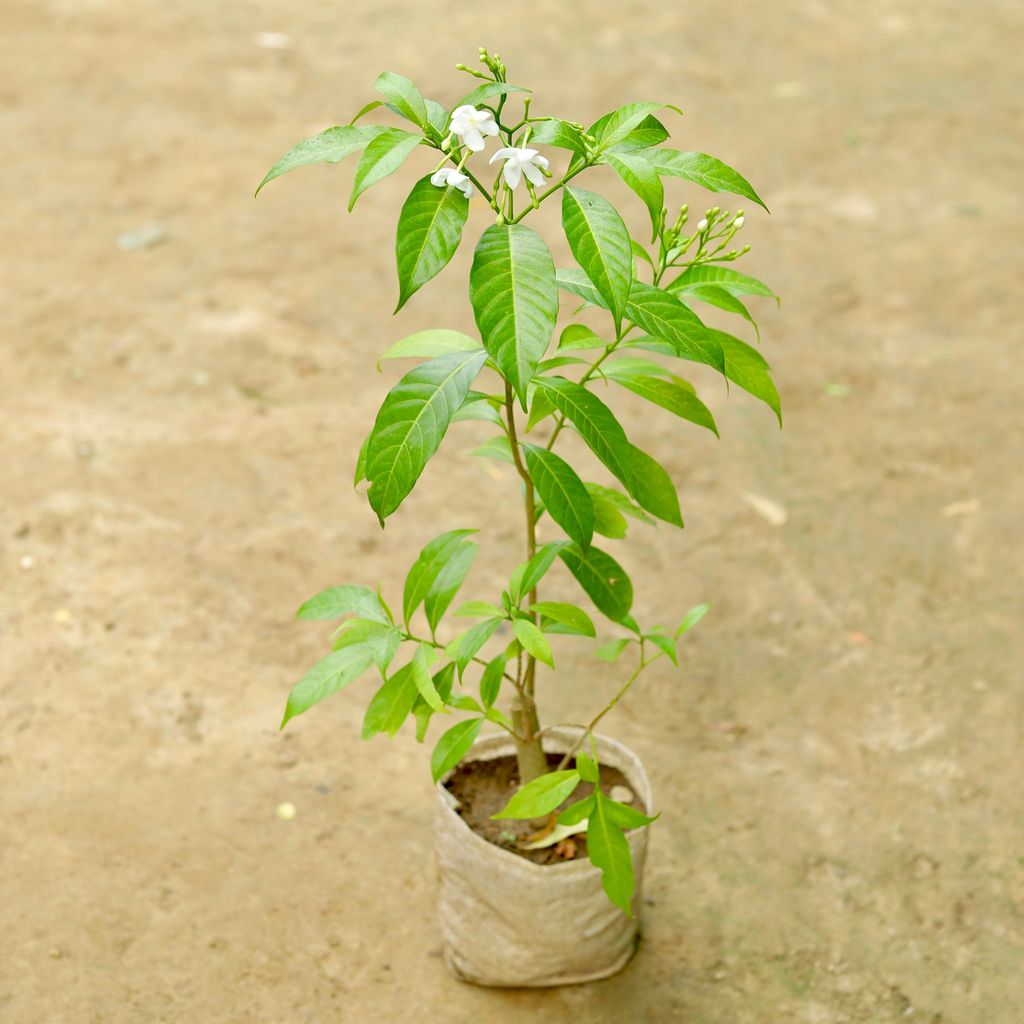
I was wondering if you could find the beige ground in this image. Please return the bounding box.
[2,1,1022,1021]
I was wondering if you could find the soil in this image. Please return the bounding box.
[3,1,1023,1022]
[445,753,642,865]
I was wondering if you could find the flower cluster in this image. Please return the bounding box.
[435,105,549,200]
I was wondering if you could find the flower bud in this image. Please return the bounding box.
[734,216,745,229]
[697,218,709,232]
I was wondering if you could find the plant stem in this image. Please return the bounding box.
[509,161,591,224]
[554,642,663,771]
[503,380,546,781]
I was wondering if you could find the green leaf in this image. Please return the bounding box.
[379,329,481,364]
[471,434,516,462]
[587,793,637,915]
[592,102,665,152]
[282,646,375,728]
[647,149,768,211]
[562,186,633,331]
[375,71,430,131]
[366,350,488,521]
[625,281,725,372]
[470,224,559,407]
[525,117,588,154]
[533,377,674,524]
[296,584,390,623]
[576,750,599,783]
[604,371,718,437]
[349,128,422,211]
[456,81,530,107]
[492,769,581,819]
[676,601,710,637]
[554,267,610,310]
[596,637,630,661]
[529,601,596,638]
[394,175,470,311]
[509,541,571,604]
[348,100,383,124]
[470,436,514,464]
[256,125,388,195]
[605,115,669,153]
[424,99,450,138]
[431,717,483,782]
[403,529,476,627]
[424,542,477,633]
[525,386,556,432]
[645,631,678,664]
[589,490,628,539]
[624,445,683,527]
[559,544,633,624]
[447,617,502,676]
[454,600,504,618]
[533,377,633,485]
[681,284,759,339]
[558,795,595,826]
[605,799,658,830]
[362,661,419,739]
[449,694,484,713]
[558,324,606,352]
[354,435,369,488]
[479,655,506,709]
[513,618,554,668]
[452,392,502,425]
[410,644,443,710]
[711,330,782,424]
[332,619,402,671]
[631,239,655,271]
[412,662,456,742]
[523,445,594,549]
[668,264,778,303]
[603,151,664,239]
[587,483,655,526]
[601,355,676,379]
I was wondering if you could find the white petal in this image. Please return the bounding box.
[518,148,538,161]
[458,179,475,198]
[522,160,546,186]
[430,169,450,187]
[503,162,523,189]
[451,105,477,120]
[533,154,550,171]
[462,126,485,152]
[489,147,516,164]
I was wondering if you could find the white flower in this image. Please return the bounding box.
[733,215,745,229]
[489,147,550,189]
[697,218,709,232]
[449,105,499,153]
[430,167,474,199]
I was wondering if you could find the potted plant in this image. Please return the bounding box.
[258,49,779,988]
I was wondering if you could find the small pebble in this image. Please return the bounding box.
[76,441,94,460]
[942,499,980,518]
[255,31,291,50]
[53,609,72,624]
[192,371,210,387]
[741,491,788,527]
[276,801,297,820]
[610,785,634,804]
[19,555,35,570]
[117,222,166,251]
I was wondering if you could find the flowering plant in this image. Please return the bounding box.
[259,50,779,914]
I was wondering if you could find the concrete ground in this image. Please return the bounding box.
[2,1,1022,1021]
